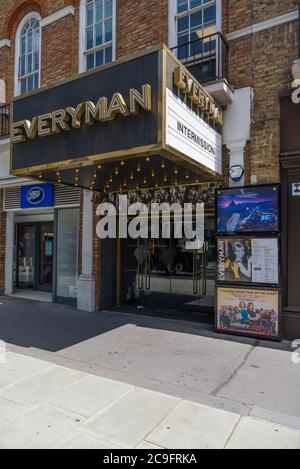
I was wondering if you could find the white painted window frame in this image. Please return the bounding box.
[79,0,116,73]
[14,11,42,97]
[168,0,222,49]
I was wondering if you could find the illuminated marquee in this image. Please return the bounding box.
[174,66,223,126]
[11,84,152,144]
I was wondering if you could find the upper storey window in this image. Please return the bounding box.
[16,14,41,95]
[84,0,115,70]
[176,0,216,58]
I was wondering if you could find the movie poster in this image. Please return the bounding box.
[216,287,280,339]
[217,185,279,234]
[217,237,279,285]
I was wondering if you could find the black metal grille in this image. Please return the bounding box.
[0,104,10,138]
[170,32,229,84]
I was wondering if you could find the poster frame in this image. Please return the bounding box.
[215,234,281,288]
[214,284,282,342]
[215,183,281,236]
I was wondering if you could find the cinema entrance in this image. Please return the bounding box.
[114,184,217,319]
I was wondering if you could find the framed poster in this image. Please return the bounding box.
[216,184,280,234]
[217,237,279,285]
[216,286,280,340]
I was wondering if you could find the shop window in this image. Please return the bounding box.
[15,13,41,96]
[80,0,115,72]
[55,208,80,304]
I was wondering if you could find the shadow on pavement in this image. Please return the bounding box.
[0,296,291,353]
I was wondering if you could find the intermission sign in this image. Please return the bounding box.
[166,89,222,175]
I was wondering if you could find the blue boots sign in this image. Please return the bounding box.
[20,184,54,209]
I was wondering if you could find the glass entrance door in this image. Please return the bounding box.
[121,217,216,316]
[16,222,54,291]
[16,223,35,288]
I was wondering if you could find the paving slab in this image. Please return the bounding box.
[83,387,180,448]
[0,396,29,428]
[226,417,300,449]
[250,406,300,431]
[53,429,123,449]
[46,374,133,418]
[0,403,86,449]
[0,352,22,364]
[218,347,300,417]
[0,355,52,388]
[136,440,165,449]
[147,400,240,449]
[0,365,87,406]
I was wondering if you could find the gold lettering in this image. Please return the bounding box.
[188,83,200,105]
[106,93,129,120]
[174,66,186,91]
[51,109,70,134]
[85,97,108,125]
[11,122,26,144]
[129,84,152,114]
[38,113,54,138]
[23,117,38,140]
[66,103,85,128]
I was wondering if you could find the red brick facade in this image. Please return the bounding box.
[0,0,299,300]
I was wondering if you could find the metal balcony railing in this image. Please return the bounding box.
[171,32,229,84]
[0,104,10,139]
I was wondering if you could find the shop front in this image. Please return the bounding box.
[10,45,223,316]
[280,89,300,339]
[3,182,80,304]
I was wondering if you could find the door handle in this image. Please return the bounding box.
[145,249,151,291]
[137,241,144,290]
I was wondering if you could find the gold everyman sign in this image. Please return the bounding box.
[11,84,152,144]
[174,66,223,126]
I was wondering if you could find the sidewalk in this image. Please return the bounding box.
[0,296,300,449]
[0,350,300,449]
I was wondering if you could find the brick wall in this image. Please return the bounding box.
[225,0,299,184]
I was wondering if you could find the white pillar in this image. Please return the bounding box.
[5,211,14,295]
[227,140,246,187]
[77,190,96,312]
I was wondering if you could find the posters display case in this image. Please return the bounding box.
[216,286,280,340]
[216,185,279,234]
[217,237,279,285]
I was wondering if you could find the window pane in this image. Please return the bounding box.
[86,3,94,26]
[33,51,39,71]
[86,53,94,69]
[104,19,112,42]
[19,56,26,77]
[190,0,201,8]
[27,75,34,92]
[33,28,40,51]
[95,23,103,45]
[27,29,33,52]
[21,36,26,55]
[177,0,188,14]
[191,11,202,29]
[95,48,104,66]
[20,79,27,94]
[104,0,112,18]
[33,73,39,90]
[95,0,103,22]
[177,16,189,33]
[204,5,216,25]
[105,46,112,63]
[86,27,93,49]
[178,32,189,45]
[27,53,33,73]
